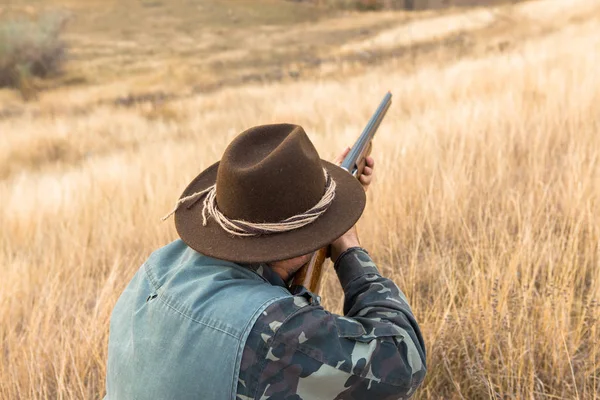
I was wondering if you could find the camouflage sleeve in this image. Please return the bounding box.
[236,248,426,400]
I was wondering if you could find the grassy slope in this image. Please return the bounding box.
[2,0,398,99]
[1,0,600,398]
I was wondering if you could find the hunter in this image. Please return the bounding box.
[105,124,426,399]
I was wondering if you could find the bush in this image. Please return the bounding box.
[0,11,69,92]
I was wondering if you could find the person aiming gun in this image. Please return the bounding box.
[105,93,427,399]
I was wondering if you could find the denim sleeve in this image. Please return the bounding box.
[236,248,427,400]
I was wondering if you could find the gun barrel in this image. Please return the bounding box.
[291,92,392,296]
[341,92,392,176]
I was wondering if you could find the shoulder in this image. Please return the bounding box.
[238,296,420,400]
[244,295,316,353]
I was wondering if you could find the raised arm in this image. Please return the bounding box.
[236,248,426,400]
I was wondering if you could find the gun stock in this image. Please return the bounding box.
[290,92,392,295]
[288,248,328,294]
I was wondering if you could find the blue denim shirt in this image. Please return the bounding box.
[105,240,291,399]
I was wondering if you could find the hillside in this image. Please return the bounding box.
[1,0,599,398]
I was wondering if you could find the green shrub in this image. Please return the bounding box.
[0,11,69,90]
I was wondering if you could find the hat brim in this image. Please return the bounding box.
[174,160,366,263]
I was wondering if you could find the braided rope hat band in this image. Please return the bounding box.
[162,169,336,237]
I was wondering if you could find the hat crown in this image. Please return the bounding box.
[216,124,326,223]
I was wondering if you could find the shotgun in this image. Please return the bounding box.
[290,92,392,296]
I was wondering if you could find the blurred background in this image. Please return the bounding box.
[1,0,599,399]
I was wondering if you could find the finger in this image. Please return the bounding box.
[333,147,351,165]
[359,174,372,189]
[365,156,374,168]
[362,166,373,176]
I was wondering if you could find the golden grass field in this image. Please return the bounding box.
[1,0,599,398]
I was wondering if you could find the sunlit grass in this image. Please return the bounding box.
[1,0,599,398]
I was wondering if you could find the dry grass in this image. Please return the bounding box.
[1,0,600,398]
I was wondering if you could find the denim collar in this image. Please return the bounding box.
[242,262,321,305]
[242,263,289,290]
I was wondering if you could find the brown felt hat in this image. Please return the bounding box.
[174,123,366,263]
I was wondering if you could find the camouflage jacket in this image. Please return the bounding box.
[236,248,427,400]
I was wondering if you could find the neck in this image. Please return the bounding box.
[268,253,312,283]
[268,263,296,283]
